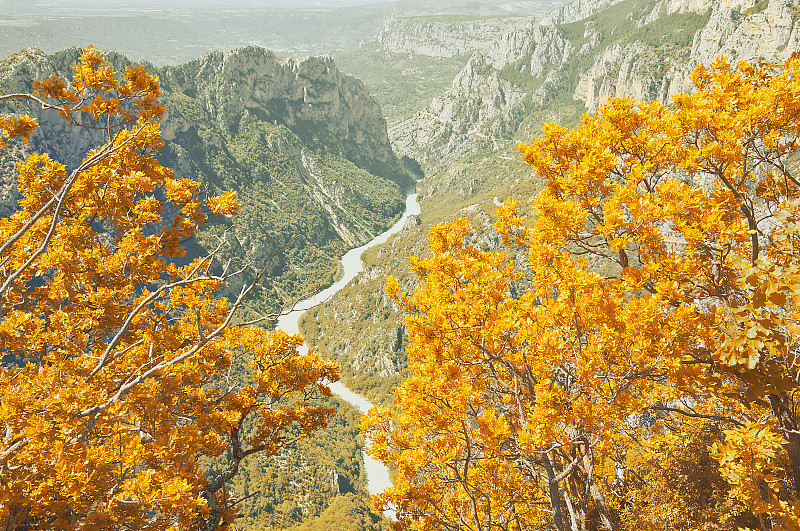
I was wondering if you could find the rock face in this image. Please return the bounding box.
[0,46,406,183]
[375,0,623,68]
[693,0,798,60]
[379,0,626,169]
[386,17,568,168]
[159,47,405,183]
[574,42,671,110]
[391,50,527,165]
[0,46,410,303]
[379,0,800,172]
[376,17,539,64]
[576,0,800,108]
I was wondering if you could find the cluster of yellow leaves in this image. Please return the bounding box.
[712,422,799,530]
[0,47,338,530]
[366,53,800,531]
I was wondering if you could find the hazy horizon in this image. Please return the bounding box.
[0,0,563,65]
[1,0,398,10]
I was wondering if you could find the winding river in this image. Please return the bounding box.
[276,188,420,503]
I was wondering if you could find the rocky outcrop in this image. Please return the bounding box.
[391,51,526,166]
[374,0,623,70]
[385,17,574,168]
[538,0,628,25]
[689,0,799,69]
[376,0,631,168]
[159,47,406,184]
[574,42,674,111]
[376,17,538,66]
[381,0,800,168]
[0,46,406,185]
[529,26,575,76]
[575,0,800,112]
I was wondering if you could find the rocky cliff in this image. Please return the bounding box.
[376,0,625,65]
[159,47,405,183]
[0,46,410,306]
[381,3,606,169]
[383,0,800,173]
[575,0,800,111]
[376,17,539,64]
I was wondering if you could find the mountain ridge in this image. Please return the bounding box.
[0,44,410,307]
[380,0,799,173]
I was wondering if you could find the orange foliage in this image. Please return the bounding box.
[0,47,338,530]
[366,54,800,531]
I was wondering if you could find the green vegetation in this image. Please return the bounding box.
[498,54,544,93]
[620,10,712,48]
[153,56,406,526]
[0,19,39,28]
[743,0,771,16]
[155,92,405,313]
[225,397,385,531]
[335,43,470,124]
[291,493,385,531]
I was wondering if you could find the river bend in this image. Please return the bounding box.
[276,189,420,501]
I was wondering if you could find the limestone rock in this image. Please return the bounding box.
[391,51,526,168]
[381,0,800,171]
[161,47,404,181]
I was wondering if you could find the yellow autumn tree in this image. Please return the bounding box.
[0,47,339,530]
[366,54,800,531]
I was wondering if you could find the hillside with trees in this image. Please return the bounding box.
[0,45,410,316]
[0,45,403,530]
[0,47,340,530]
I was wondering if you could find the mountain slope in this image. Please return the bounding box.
[0,46,411,528]
[0,45,410,310]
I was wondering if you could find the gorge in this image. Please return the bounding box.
[1,0,800,528]
[276,188,421,500]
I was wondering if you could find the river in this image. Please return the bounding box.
[276,188,420,504]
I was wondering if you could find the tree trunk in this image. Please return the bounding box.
[200,490,222,531]
[542,455,569,531]
[770,393,800,496]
